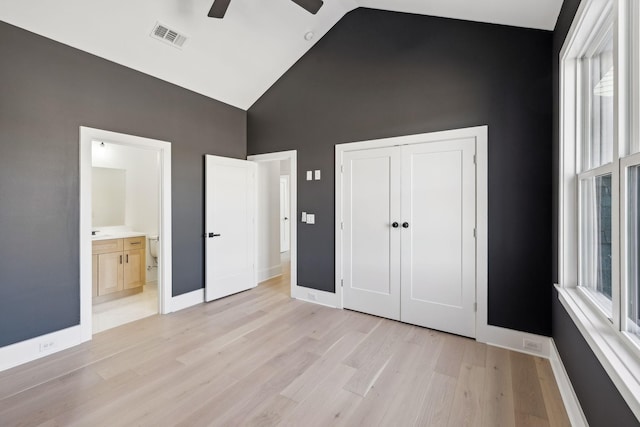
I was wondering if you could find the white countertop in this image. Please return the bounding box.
[91,231,147,241]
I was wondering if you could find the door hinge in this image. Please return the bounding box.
[341,222,344,230]
[473,228,477,238]
[341,279,344,287]
[474,302,477,312]
[341,164,344,173]
[473,154,477,164]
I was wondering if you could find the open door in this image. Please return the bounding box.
[280,175,290,253]
[205,155,257,302]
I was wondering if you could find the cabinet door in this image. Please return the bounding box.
[124,249,145,289]
[98,252,124,295]
[92,254,98,298]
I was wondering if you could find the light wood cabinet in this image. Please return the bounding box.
[92,236,146,303]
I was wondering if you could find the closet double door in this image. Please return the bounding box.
[342,138,477,338]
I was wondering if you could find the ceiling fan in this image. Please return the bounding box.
[208,0,324,18]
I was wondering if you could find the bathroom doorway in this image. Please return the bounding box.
[79,127,172,341]
[248,151,297,297]
[90,142,160,333]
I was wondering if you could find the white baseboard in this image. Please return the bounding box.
[549,339,588,427]
[258,265,282,283]
[0,325,86,372]
[477,324,551,358]
[292,285,339,308]
[170,289,204,312]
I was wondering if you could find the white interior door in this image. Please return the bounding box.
[342,147,401,320]
[280,176,290,253]
[400,139,477,338]
[205,155,257,302]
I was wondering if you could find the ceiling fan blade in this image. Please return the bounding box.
[208,0,232,18]
[291,0,324,15]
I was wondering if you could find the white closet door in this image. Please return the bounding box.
[342,147,401,320]
[400,138,477,338]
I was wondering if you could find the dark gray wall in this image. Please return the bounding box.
[0,21,246,347]
[248,8,553,336]
[551,2,638,425]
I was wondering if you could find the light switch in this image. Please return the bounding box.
[306,214,315,224]
[301,212,307,223]
[314,170,321,180]
[306,170,313,181]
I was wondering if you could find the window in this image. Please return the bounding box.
[560,0,640,417]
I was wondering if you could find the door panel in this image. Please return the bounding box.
[400,138,476,338]
[342,147,401,320]
[205,155,257,302]
[280,176,290,253]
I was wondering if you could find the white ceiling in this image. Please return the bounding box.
[0,0,563,110]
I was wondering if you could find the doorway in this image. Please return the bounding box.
[248,151,297,297]
[90,142,160,333]
[79,127,172,341]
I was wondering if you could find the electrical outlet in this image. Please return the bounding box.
[523,339,542,353]
[39,340,56,353]
[307,292,317,301]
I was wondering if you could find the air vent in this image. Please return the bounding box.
[151,22,188,48]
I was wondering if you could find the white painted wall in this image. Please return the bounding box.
[92,141,159,281]
[257,161,282,282]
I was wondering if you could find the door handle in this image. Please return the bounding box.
[208,232,221,238]
[402,222,409,228]
[392,222,399,228]
[120,255,123,264]
[284,217,289,221]
[126,254,129,263]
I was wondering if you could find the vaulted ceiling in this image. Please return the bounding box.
[0,0,563,110]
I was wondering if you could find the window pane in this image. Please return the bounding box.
[585,30,615,169]
[628,166,640,338]
[580,174,613,315]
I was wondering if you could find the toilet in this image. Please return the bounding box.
[148,235,159,262]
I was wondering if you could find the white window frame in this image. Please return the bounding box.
[559,0,640,420]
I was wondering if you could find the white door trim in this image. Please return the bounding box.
[80,126,173,342]
[335,126,488,340]
[247,151,297,299]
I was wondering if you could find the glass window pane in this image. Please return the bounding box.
[627,166,640,338]
[580,174,613,315]
[584,30,615,169]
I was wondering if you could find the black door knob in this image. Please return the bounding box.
[284,217,289,221]
[402,222,409,228]
[392,222,399,228]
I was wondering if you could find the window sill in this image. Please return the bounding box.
[556,285,640,420]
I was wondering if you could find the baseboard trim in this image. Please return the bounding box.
[549,339,588,426]
[170,289,204,312]
[0,325,85,372]
[257,265,282,283]
[477,324,551,358]
[292,285,339,308]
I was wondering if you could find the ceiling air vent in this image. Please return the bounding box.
[150,22,188,49]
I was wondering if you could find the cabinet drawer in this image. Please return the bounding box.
[92,238,123,255]
[124,236,146,250]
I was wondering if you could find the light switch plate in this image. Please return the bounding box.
[314,170,321,180]
[306,214,315,224]
[306,171,313,181]
[301,212,307,223]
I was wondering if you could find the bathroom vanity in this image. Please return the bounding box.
[92,234,146,304]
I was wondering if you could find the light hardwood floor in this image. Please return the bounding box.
[0,270,570,427]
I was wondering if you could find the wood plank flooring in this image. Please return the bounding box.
[0,272,570,427]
